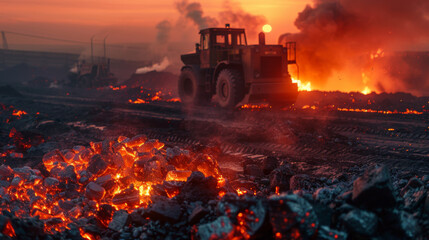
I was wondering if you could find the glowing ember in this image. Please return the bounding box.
[2,221,16,237]
[292,78,312,91]
[109,85,127,91]
[12,109,27,118]
[129,91,181,104]
[0,134,226,234]
[337,108,423,115]
[129,98,147,104]
[240,104,270,109]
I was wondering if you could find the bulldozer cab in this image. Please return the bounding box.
[199,26,247,68]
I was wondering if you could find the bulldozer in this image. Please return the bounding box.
[178,24,299,109]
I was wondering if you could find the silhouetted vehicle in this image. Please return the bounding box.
[179,24,298,109]
[68,60,117,88]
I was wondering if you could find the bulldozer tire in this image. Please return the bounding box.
[178,68,210,105]
[216,69,244,109]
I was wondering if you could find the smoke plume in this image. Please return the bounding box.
[173,0,265,40]
[176,0,219,29]
[219,1,266,37]
[279,0,429,95]
[135,57,170,74]
[156,20,172,45]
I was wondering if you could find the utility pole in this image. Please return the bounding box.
[103,35,109,64]
[91,35,95,64]
[1,31,8,49]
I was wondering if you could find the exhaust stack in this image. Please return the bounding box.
[258,32,266,46]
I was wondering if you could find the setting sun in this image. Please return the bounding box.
[262,24,272,33]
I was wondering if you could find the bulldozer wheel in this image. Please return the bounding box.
[216,69,244,109]
[178,68,210,105]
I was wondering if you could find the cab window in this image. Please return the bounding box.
[237,33,247,46]
[201,33,209,50]
[215,34,226,46]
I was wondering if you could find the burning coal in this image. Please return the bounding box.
[279,0,429,96]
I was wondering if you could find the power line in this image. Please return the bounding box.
[2,30,149,50]
[3,30,88,44]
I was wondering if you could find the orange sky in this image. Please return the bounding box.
[0,0,311,44]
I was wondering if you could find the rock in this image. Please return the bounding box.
[176,171,218,203]
[108,210,129,232]
[58,165,77,181]
[261,156,279,175]
[313,187,335,205]
[132,155,167,182]
[269,164,294,191]
[341,209,378,236]
[352,165,396,209]
[0,165,13,178]
[87,154,108,176]
[188,205,208,224]
[166,147,190,168]
[10,176,22,187]
[126,134,148,148]
[316,225,347,240]
[97,204,115,222]
[401,177,426,210]
[112,188,140,206]
[393,210,420,239]
[425,194,429,214]
[290,174,320,191]
[85,182,105,201]
[244,164,264,178]
[216,197,267,237]
[58,200,75,211]
[268,193,319,239]
[196,216,234,240]
[146,199,182,223]
[43,177,59,188]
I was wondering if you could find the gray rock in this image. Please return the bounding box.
[108,210,129,232]
[401,177,426,210]
[87,154,108,176]
[316,225,347,240]
[396,210,420,239]
[197,216,234,240]
[352,165,396,209]
[290,174,321,191]
[44,177,59,188]
[269,164,294,191]
[146,199,182,223]
[268,193,319,239]
[58,165,77,181]
[313,187,335,204]
[188,205,208,224]
[341,209,378,236]
[85,182,105,200]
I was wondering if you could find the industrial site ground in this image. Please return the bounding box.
[0,82,428,240]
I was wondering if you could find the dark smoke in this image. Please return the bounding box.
[219,0,266,38]
[176,0,219,29]
[156,20,172,45]
[173,0,265,40]
[279,0,429,95]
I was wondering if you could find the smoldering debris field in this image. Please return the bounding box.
[0,82,428,240]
